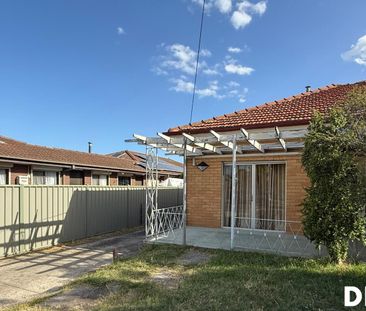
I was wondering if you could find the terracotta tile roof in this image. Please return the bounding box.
[0,136,144,172]
[107,150,183,174]
[166,81,366,135]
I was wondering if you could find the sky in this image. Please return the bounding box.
[0,0,365,157]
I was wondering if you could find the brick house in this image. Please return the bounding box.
[0,136,182,186]
[134,81,366,236]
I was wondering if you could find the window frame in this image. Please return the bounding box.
[221,161,287,232]
[92,174,109,186]
[32,170,59,185]
[118,176,131,186]
[0,168,8,185]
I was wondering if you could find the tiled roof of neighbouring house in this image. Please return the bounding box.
[108,150,183,174]
[166,81,366,135]
[0,136,144,172]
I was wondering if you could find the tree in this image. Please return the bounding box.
[302,87,366,263]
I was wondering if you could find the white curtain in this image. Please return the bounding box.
[223,165,252,228]
[222,166,232,227]
[236,165,252,228]
[33,171,44,185]
[222,163,285,230]
[0,169,6,185]
[45,171,57,185]
[255,164,285,230]
[99,175,108,186]
[93,175,108,185]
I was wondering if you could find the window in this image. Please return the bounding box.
[118,176,131,186]
[33,171,58,185]
[223,163,286,231]
[0,169,7,185]
[70,171,84,185]
[92,175,108,186]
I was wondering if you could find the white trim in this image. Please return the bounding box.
[32,165,63,172]
[240,128,264,153]
[191,152,301,159]
[275,126,287,151]
[182,133,221,154]
[210,130,236,151]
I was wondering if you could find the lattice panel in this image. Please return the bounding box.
[145,146,158,237]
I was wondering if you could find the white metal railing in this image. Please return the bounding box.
[153,205,184,239]
[232,217,322,257]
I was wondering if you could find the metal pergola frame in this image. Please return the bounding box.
[126,125,308,249]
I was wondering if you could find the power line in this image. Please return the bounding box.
[189,0,206,124]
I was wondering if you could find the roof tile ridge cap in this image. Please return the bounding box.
[124,150,139,161]
[225,111,239,117]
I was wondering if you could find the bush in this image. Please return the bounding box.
[302,88,366,263]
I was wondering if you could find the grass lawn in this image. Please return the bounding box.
[12,244,366,311]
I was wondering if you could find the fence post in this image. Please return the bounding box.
[18,185,25,254]
[85,187,88,237]
[127,188,130,229]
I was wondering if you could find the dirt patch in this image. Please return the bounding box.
[177,249,212,266]
[150,269,181,289]
[40,283,119,310]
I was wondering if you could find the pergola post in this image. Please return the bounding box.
[230,135,237,250]
[145,146,158,239]
[182,137,187,246]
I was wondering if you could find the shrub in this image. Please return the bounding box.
[302,88,366,263]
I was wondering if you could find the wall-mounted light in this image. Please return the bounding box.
[196,161,209,172]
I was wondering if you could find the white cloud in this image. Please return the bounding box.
[191,0,267,29]
[225,63,254,75]
[170,78,194,93]
[228,46,242,53]
[201,49,212,57]
[154,43,253,103]
[231,1,267,29]
[170,77,248,102]
[117,27,125,35]
[231,10,252,29]
[170,78,220,98]
[215,0,232,13]
[162,44,198,75]
[203,67,220,75]
[342,34,366,66]
[238,1,267,15]
[227,81,240,88]
[197,81,219,97]
[156,44,214,76]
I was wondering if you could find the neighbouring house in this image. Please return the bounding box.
[108,150,183,184]
[0,136,182,186]
[132,80,366,254]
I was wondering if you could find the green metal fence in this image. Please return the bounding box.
[0,186,183,257]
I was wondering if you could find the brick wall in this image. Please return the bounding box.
[10,164,30,184]
[84,170,92,185]
[109,173,118,186]
[186,154,309,228]
[62,171,70,185]
[131,176,144,186]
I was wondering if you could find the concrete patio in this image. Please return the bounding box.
[148,226,327,258]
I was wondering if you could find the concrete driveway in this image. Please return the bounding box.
[0,230,144,308]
